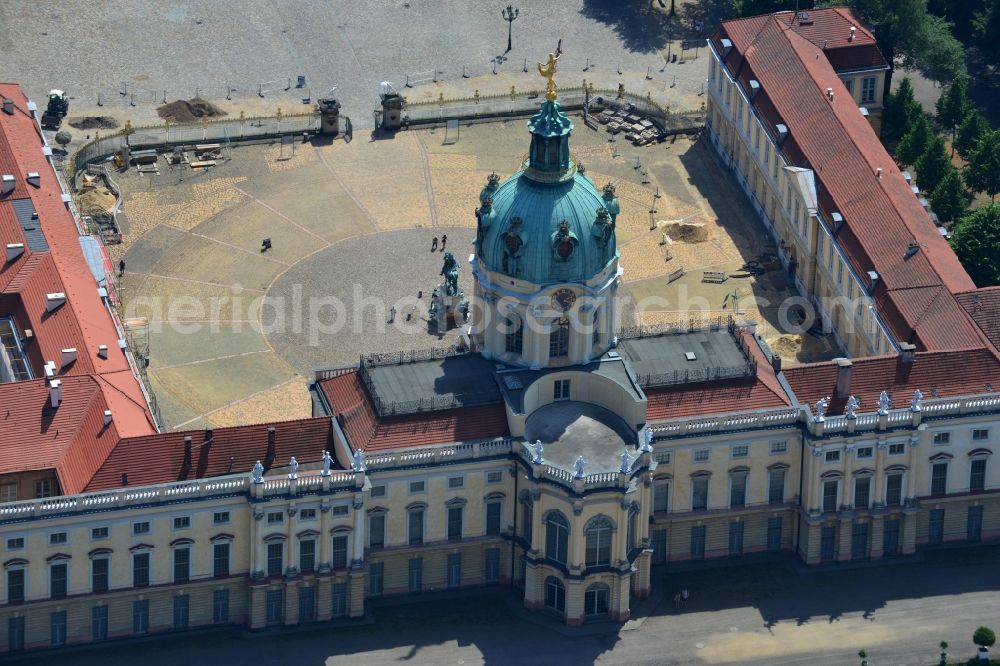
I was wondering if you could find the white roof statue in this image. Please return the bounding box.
[531,439,544,464]
[250,460,264,484]
[642,426,654,452]
[620,448,632,474]
[288,456,299,480]
[813,396,830,422]
[845,395,860,419]
[352,449,366,472]
[574,455,587,479]
[321,450,333,477]
[878,390,892,415]
[911,388,924,412]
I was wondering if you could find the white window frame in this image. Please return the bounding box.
[693,448,711,464]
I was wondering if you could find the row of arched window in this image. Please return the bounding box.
[541,510,639,568]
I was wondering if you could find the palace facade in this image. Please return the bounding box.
[2,7,1000,655]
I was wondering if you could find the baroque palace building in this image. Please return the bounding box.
[2,7,1000,654]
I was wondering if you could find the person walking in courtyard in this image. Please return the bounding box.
[431,236,438,251]
[388,306,396,323]
[118,259,125,277]
[441,234,448,250]
[681,588,689,606]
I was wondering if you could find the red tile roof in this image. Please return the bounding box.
[646,330,791,420]
[713,12,983,351]
[0,375,121,494]
[955,288,1000,353]
[318,370,510,452]
[85,417,337,491]
[0,83,154,486]
[783,349,1000,415]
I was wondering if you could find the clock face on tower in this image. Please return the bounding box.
[550,288,576,312]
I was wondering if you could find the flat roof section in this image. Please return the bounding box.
[617,327,755,387]
[361,352,502,416]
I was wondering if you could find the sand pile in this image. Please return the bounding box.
[68,116,119,130]
[662,220,709,243]
[76,188,117,213]
[157,98,227,123]
[771,334,803,358]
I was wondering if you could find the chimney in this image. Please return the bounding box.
[43,360,56,379]
[720,38,733,57]
[46,293,66,312]
[48,379,62,408]
[876,167,882,178]
[5,243,24,262]
[1,175,14,195]
[1,99,13,115]
[60,348,77,368]
[826,88,834,101]
[103,410,112,426]
[748,80,761,99]
[899,342,916,364]
[771,354,782,374]
[776,123,789,145]
[849,26,857,42]
[834,358,853,398]
[860,107,870,118]
[830,212,844,232]
[867,270,880,291]
[178,435,193,480]
[265,426,277,469]
[121,473,128,486]
[26,172,40,188]
[97,344,108,359]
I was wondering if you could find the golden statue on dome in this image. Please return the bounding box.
[537,52,560,101]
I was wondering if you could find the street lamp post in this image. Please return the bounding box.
[502,5,519,54]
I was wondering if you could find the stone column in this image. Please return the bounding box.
[352,496,366,565]
[633,550,652,599]
[252,509,265,578]
[837,517,853,562]
[317,578,333,622]
[248,585,267,630]
[901,511,918,555]
[318,502,332,572]
[869,514,884,560]
[613,573,632,622]
[284,579,299,626]
[565,579,584,626]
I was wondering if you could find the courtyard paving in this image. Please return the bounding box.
[11,546,1000,665]
[0,0,710,134]
[108,113,835,430]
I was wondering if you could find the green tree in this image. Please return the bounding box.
[915,136,952,193]
[733,0,798,16]
[955,108,990,159]
[935,75,970,154]
[882,77,923,142]
[822,0,967,93]
[897,113,933,166]
[929,167,967,223]
[965,130,1000,201]
[951,204,1000,286]
[974,626,997,648]
[974,0,1000,72]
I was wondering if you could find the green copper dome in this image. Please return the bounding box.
[474,99,620,285]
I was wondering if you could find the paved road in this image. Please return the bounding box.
[0,0,709,128]
[13,546,1000,665]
